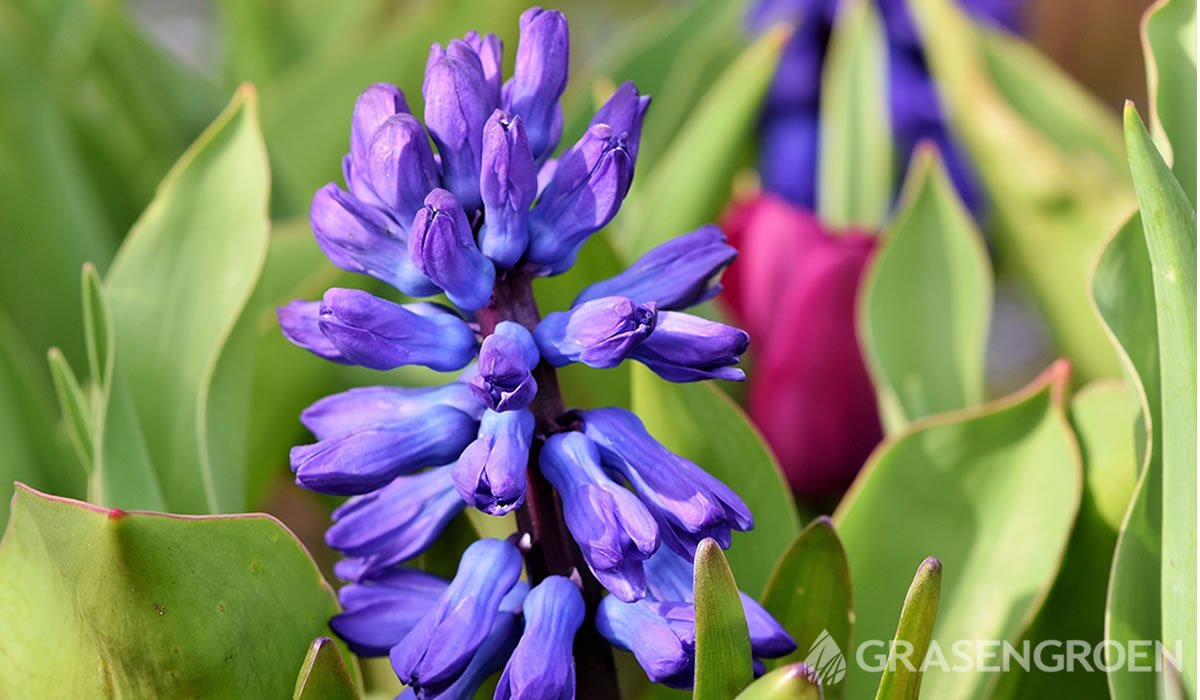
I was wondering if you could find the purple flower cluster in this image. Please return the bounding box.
[279,8,794,698]
[748,0,1025,213]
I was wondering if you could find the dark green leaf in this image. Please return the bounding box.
[874,558,942,700]
[0,484,345,696]
[759,517,852,696]
[694,538,755,700]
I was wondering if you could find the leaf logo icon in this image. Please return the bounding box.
[804,629,847,686]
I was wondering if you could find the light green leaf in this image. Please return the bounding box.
[1125,103,1197,695]
[694,538,755,700]
[293,637,358,700]
[909,0,1131,383]
[834,363,1081,699]
[613,25,788,260]
[736,663,824,700]
[874,557,943,700]
[104,85,270,514]
[759,517,852,694]
[0,483,348,696]
[1143,0,1197,204]
[1094,213,1163,700]
[992,380,1138,698]
[860,146,991,432]
[631,365,801,595]
[818,0,892,228]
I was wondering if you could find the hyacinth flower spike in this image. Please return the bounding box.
[280,7,790,697]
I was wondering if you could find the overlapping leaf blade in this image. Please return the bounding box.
[694,539,755,700]
[860,147,991,432]
[834,364,1081,699]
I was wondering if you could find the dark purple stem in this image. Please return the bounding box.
[476,270,620,700]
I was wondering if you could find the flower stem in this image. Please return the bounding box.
[477,271,621,699]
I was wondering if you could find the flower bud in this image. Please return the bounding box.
[301,384,483,441]
[331,568,448,656]
[453,409,534,515]
[574,225,736,310]
[534,296,656,369]
[470,321,540,412]
[630,311,749,383]
[326,466,465,581]
[526,124,636,272]
[540,432,660,601]
[361,114,440,230]
[391,539,525,696]
[595,598,696,689]
[424,49,490,210]
[409,189,497,311]
[495,577,584,700]
[278,300,348,364]
[504,7,569,160]
[290,405,478,495]
[580,407,752,557]
[310,184,439,297]
[316,288,478,371]
[479,111,538,267]
[350,83,410,174]
[464,31,504,108]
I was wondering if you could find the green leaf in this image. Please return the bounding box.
[874,557,942,700]
[1094,213,1163,700]
[909,0,1131,383]
[694,538,755,700]
[1125,103,1197,695]
[818,0,892,228]
[860,146,991,432]
[46,348,93,471]
[992,381,1138,698]
[104,85,270,514]
[293,637,358,700]
[834,363,1081,699]
[759,517,852,694]
[631,365,801,595]
[1143,0,1197,204]
[735,663,824,700]
[613,25,788,260]
[0,483,346,696]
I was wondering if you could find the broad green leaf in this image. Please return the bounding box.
[834,363,1081,699]
[1126,104,1197,694]
[293,637,358,700]
[614,25,788,260]
[909,0,1131,383]
[993,381,1138,698]
[759,517,852,693]
[694,538,755,700]
[0,484,346,696]
[736,664,824,700]
[631,366,801,595]
[874,557,942,700]
[818,0,892,228]
[1143,0,1197,204]
[104,86,270,514]
[860,146,991,433]
[1094,213,1163,700]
